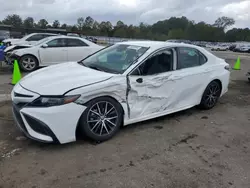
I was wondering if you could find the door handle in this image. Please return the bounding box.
[136,78,143,83]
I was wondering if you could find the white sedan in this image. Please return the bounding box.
[2,33,58,46]
[11,41,230,144]
[211,45,228,51]
[5,36,104,71]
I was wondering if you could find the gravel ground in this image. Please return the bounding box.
[0,52,250,188]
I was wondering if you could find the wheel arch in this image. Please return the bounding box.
[20,54,39,65]
[75,95,125,139]
[213,79,222,92]
[200,78,222,103]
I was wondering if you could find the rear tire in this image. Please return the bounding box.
[199,81,222,110]
[19,55,39,72]
[79,97,123,142]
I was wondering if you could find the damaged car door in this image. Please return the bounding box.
[127,48,179,120]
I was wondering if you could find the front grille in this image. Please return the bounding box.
[12,104,27,132]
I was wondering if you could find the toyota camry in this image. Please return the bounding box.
[11,41,230,144]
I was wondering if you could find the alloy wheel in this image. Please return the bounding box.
[204,83,221,108]
[87,101,118,136]
[21,57,36,71]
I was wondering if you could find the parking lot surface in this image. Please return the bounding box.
[0,51,250,188]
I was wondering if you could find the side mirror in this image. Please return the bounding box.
[41,44,48,48]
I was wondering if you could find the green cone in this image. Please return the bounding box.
[233,56,241,70]
[11,60,22,85]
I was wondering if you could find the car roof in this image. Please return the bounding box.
[41,35,83,40]
[30,33,58,35]
[39,35,99,46]
[117,40,204,51]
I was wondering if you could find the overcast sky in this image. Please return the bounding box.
[0,0,249,28]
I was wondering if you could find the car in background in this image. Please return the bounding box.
[67,33,80,37]
[2,33,58,47]
[5,35,104,72]
[11,41,230,144]
[229,44,237,51]
[86,36,98,44]
[0,30,9,42]
[233,44,250,53]
[211,44,228,51]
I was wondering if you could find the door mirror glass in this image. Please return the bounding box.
[41,44,48,48]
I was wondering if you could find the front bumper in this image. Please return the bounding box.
[12,103,59,143]
[11,83,87,144]
[4,52,21,65]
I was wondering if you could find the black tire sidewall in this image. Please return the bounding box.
[79,97,123,142]
[199,81,221,110]
[19,55,39,72]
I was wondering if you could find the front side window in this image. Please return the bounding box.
[26,34,44,41]
[80,44,149,74]
[67,39,88,47]
[46,38,66,47]
[177,47,207,69]
[131,49,173,76]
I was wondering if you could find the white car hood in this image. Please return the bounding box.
[3,39,33,46]
[4,44,33,52]
[3,38,20,43]
[19,62,114,95]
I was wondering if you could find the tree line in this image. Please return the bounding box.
[0,14,249,42]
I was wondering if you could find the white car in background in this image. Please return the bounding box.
[2,33,58,47]
[211,44,228,51]
[67,33,80,37]
[11,41,230,144]
[5,36,104,71]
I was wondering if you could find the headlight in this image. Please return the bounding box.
[6,50,17,56]
[28,95,80,107]
[11,50,17,54]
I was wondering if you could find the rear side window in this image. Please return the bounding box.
[46,38,66,47]
[66,39,88,47]
[177,47,207,69]
[26,34,44,41]
[199,52,207,65]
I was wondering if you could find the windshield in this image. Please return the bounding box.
[21,34,33,40]
[80,44,149,74]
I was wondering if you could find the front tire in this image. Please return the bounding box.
[79,97,123,142]
[199,81,222,110]
[19,55,39,72]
